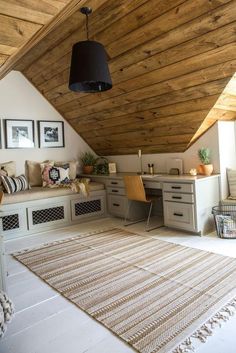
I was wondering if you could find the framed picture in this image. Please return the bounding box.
[5,119,35,148]
[38,120,65,148]
[108,162,117,174]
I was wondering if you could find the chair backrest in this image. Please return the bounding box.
[123,175,147,202]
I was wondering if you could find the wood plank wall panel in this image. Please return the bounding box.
[3,0,236,154]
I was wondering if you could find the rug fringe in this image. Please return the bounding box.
[173,298,236,352]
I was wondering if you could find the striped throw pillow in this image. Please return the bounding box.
[1,175,30,194]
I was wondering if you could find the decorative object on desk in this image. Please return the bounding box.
[148,163,154,175]
[80,151,96,174]
[137,149,143,174]
[5,119,34,148]
[38,121,64,148]
[93,157,109,175]
[169,168,180,175]
[68,7,112,93]
[108,162,117,174]
[166,158,183,175]
[189,168,197,176]
[198,147,213,176]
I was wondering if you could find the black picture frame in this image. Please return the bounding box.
[38,120,65,148]
[4,119,35,149]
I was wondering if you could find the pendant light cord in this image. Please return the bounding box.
[86,13,89,40]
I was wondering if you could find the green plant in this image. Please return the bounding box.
[198,147,211,165]
[80,152,96,166]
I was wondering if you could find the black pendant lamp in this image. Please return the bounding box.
[69,7,112,93]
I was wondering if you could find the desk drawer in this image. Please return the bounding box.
[107,187,126,196]
[163,182,193,193]
[164,201,195,231]
[164,192,194,203]
[143,181,162,189]
[108,195,127,217]
[106,179,124,188]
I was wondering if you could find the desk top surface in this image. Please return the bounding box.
[81,172,220,183]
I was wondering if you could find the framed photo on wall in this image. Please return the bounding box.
[5,119,35,148]
[38,120,65,148]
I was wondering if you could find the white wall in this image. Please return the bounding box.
[218,121,236,199]
[105,123,220,174]
[0,71,94,175]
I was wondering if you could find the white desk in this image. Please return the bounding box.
[86,173,220,235]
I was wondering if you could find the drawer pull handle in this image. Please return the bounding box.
[112,189,118,193]
[173,212,183,217]
[172,196,182,200]
[113,203,120,207]
[171,186,181,189]
[111,182,118,185]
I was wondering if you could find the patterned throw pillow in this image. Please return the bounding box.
[1,175,30,194]
[41,164,70,187]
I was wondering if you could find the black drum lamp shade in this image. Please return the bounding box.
[69,40,112,93]
[68,7,112,93]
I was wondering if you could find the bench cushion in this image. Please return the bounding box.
[2,182,104,205]
[220,198,236,206]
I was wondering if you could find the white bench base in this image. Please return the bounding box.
[1,190,106,240]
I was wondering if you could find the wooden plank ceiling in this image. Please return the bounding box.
[0,0,72,71]
[1,0,236,154]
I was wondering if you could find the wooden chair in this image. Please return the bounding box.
[123,175,163,232]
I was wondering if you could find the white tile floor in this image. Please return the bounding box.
[1,217,236,353]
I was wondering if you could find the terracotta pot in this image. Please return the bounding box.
[197,164,204,175]
[202,164,213,176]
[83,165,94,174]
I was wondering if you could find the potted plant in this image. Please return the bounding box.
[80,152,96,174]
[198,147,213,176]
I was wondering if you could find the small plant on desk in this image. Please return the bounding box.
[80,152,96,174]
[198,148,213,176]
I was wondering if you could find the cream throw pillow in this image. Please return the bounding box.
[26,160,54,187]
[227,168,236,198]
[55,160,78,180]
[0,161,16,190]
[0,161,16,177]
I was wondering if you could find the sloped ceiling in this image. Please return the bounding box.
[0,0,72,70]
[1,0,236,154]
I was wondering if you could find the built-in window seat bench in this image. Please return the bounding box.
[0,182,106,240]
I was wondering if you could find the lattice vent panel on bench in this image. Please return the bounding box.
[2,214,20,231]
[32,206,65,225]
[75,199,101,216]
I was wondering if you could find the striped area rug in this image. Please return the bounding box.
[13,228,236,353]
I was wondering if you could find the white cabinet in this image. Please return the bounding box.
[164,202,195,232]
[108,194,127,217]
[88,174,220,235]
[163,181,196,232]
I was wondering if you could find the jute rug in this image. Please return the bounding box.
[13,228,236,353]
